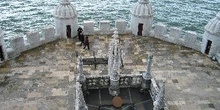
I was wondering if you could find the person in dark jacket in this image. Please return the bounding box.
[77,27,83,40]
[79,33,84,46]
[83,36,90,50]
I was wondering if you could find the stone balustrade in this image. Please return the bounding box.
[86,75,110,89]
[85,74,145,89]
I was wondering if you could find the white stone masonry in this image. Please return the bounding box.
[9,36,25,57]
[99,20,111,35]
[26,31,40,49]
[0,28,7,61]
[83,20,94,35]
[7,27,58,59]
[153,23,201,52]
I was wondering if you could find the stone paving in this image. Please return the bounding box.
[0,34,220,110]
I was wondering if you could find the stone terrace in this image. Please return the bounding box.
[0,35,220,110]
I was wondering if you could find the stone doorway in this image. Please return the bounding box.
[66,25,71,38]
[205,40,212,55]
[0,45,4,61]
[137,23,143,36]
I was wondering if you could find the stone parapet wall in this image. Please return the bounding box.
[152,23,202,51]
[7,26,58,59]
[4,20,205,61]
[0,28,8,62]
[83,20,131,35]
[83,20,202,54]
[215,53,220,63]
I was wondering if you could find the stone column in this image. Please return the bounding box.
[153,81,165,110]
[76,56,87,92]
[108,41,114,76]
[141,55,153,91]
[75,82,88,110]
[109,69,120,96]
[146,55,153,74]
[109,30,120,96]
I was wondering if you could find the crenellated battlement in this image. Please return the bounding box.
[152,23,202,51]
[6,26,59,59]
[82,19,131,35]
[82,20,202,52]
[4,20,206,60]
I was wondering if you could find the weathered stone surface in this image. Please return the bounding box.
[0,35,219,110]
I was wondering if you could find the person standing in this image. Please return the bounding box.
[79,33,84,46]
[84,36,90,50]
[77,27,83,40]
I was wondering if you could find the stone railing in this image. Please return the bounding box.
[119,74,142,88]
[85,74,143,89]
[86,75,110,89]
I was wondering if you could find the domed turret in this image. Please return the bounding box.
[131,0,153,17]
[54,0,77,18]
[54,0,78,38]
[131,0,153,36]
[204,12,220,36]
[201,12,220,57]
[0,28,8,62]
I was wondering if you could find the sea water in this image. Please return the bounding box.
[0,0,219,40]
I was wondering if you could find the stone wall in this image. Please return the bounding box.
[82,20,131,35]
[7,26,59,59]
[4,20,206,61]
[0,28,8,62]
[83,20,202,54]
[152,23,202,51]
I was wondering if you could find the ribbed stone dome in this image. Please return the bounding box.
[54,0,77,18]
[131,0,153,17]
[205,12,220,36]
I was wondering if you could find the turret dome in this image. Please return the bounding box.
[131,0,153,17]
[54,0,77,19]
[205,12,220,36]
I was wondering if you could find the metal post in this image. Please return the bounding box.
[93,51,97,70]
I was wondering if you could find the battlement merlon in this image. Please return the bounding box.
[82,20,131,36]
